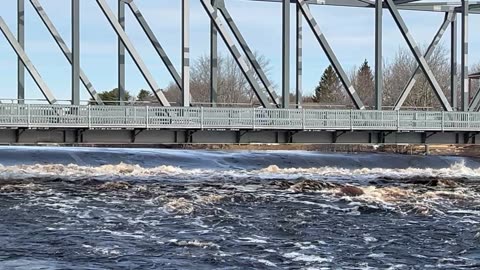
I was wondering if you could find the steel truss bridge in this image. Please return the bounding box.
[0,0,479,145]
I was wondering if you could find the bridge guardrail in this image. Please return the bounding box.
[1,104,480,132]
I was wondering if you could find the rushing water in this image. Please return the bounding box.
[1,147,480,269]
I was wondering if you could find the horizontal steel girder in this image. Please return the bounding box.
[249,0,480,13]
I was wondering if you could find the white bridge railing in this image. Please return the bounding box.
[1,104,480,132]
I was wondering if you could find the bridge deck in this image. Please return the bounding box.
[0,104,479,132]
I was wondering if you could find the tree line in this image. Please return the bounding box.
[94,44,480,109]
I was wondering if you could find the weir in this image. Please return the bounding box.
[0,1,479,145]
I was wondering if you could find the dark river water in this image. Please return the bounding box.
[1,147,480,269]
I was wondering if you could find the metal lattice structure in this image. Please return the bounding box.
[4,1,480,145]
[0,1,478,110]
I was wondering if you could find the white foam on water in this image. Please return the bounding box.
[258,161,480,180]
[283,252,332,263]
[238,237,268,244]
[1,160,480,181]
[82,244,121,256]
[257,259,277,267]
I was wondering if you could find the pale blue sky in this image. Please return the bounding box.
[0,0,478,102]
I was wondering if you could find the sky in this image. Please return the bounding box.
[0,0,478,103]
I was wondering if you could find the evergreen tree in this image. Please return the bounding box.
[354,59,374,106]
[312,65,342,103]
[136,89,154,102]
[91,88,131,105]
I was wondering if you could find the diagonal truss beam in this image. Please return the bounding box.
[393,12,454,110]
[216,1,279,106]
[297,0,365,109]
[385,0,452,111]
[29,0,103,104]
[0,17,57,104]
[123,0,181,90]
[18,0,25,103]
[201,0,273,108]
[96,0,170,106]
[469,85,480,111]
[124,0,192,105]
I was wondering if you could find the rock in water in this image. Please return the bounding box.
[340,186,364,197]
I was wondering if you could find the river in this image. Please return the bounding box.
[0,147,479,269]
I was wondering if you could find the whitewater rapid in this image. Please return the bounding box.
[1,147,480,269]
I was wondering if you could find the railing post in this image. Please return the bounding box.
[442,111,445,132]
[134,106,137,127]
[88,105,91,129]
[252,107,256,130]
[146,106,149,129]
[10,104,13,124]
[397,110,400,131]
[350,109,353,131]
[302,108,305,130]
[468,112,471,129]
[381,111,384,128]
[27,104,31,128]
[201,107,204,130]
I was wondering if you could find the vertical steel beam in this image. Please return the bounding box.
[17,0,25,104]
[282,0,290,108]
[385,0,452,111]
[0,17,57,104]
[217,4,279,106]
[393,13,453,110]
[182,0,190,107]
[451,14,458,110]
[96,0,170,106]
[118,0,126,105]
[375,0,383,110]
[296,2,302,109]
[72,0,80,105]
[210,0,218,106]
[461,0,469,111]
[297,0,365,109]
[29,0,103,104]
[200,0,272,108]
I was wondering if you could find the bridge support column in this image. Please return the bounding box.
[17,0,25,104]
[118,0,125,105]
[461,0,469,111]
[182,0,190,107]
[296,2,302,109]
[375,0,382,110]
[451,15,458,110]
[72,0,80,105]
[210,0,218,106]
[282,0,290,108]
